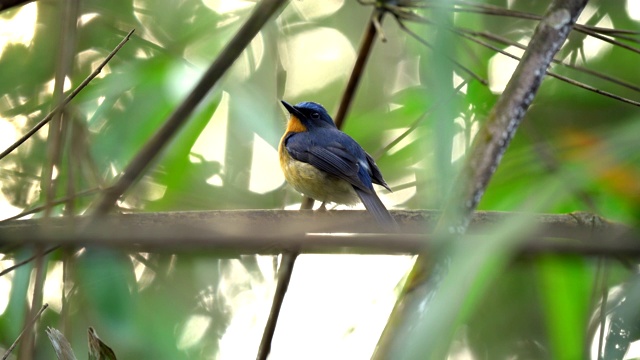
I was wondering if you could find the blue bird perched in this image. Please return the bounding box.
[279,100,396,229]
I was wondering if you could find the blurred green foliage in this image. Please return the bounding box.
[0,0,639,359]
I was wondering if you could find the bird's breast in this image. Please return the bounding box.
[279,135,358,205]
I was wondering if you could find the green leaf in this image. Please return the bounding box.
[537,255,592,360]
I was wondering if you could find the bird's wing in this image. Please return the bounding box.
[365,152,391,191]
[284,132,373,193]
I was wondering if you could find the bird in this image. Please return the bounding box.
[279,100,396,229]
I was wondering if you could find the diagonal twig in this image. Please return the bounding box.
[0,29,135,162]
[2,304,48,360]
[389,4,640,107]
[0,187,104,223]
[391,11,488,85]
[256,252,297,360]
[398,6,640,97]
[451,28,640,107]
[434,1,640,40]
[334,9,385,129]
[89,0,288,216]
[440,1,640,54]
[374,79,469,160]
[468,29,640,94]
[0,0,34,12]
[0,247,59,278]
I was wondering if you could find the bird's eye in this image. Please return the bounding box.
[310,112,320,120]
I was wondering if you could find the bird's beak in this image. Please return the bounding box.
[281,100,305,120]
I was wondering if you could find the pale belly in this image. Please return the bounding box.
[279,143,359,205]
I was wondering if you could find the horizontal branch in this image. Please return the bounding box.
[0,210,636,256]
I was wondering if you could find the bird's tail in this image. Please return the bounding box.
[354,187,397,231]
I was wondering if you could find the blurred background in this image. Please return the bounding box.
[0,0,639,358]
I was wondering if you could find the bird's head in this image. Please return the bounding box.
[281,100,336,131]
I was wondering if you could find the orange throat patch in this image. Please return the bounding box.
[286,115,306,133]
